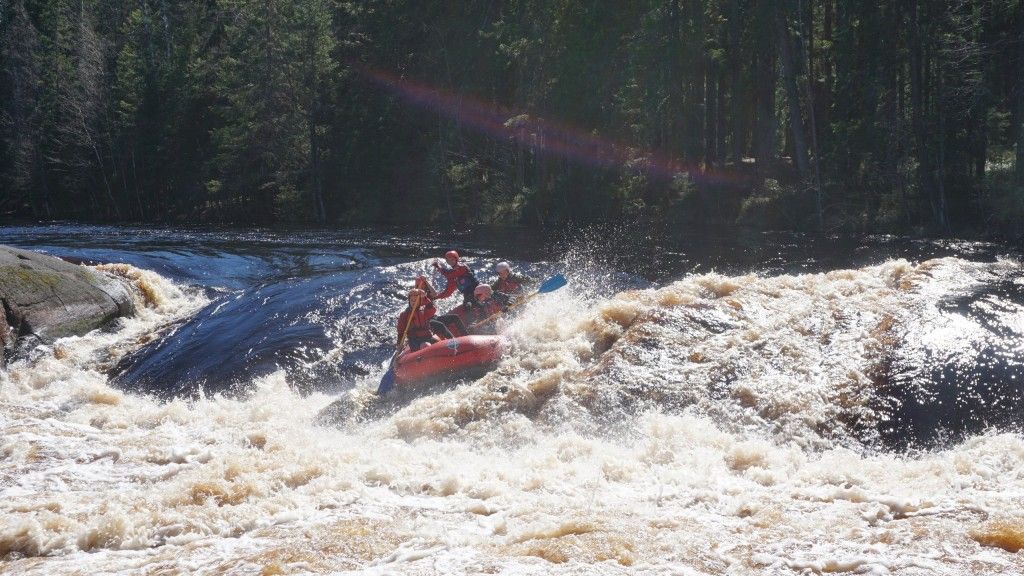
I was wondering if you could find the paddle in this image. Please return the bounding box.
[470,274,567,329]
[378,291,422,395]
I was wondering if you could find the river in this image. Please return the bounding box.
[1,223,1022,574]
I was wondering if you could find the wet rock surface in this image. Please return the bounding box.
[0,245,134,358]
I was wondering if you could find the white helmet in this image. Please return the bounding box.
[496,261,511,273]
[474,284,493,299]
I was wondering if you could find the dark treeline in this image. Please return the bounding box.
[1,0,1023,235]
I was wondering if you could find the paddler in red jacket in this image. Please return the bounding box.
[413,274,438,299]
[397,283,453,351]
[465,285,510,335]
[490,261,531,299]
[433,250,480,305]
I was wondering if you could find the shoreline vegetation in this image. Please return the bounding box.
[2,1,1022,239]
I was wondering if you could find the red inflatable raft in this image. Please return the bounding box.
[393,335,505,388]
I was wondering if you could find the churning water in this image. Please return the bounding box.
[1,224,1022,575]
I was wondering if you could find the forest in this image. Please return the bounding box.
[1,0,1023,236]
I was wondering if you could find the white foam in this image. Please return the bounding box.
[2,258,1023,574]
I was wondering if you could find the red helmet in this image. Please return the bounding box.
[445,250,460,261]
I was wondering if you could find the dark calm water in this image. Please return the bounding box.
[1,222,1021,450]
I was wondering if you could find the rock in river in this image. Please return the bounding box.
[0,245,135,359]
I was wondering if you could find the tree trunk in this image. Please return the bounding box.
[666,0,683,159]
[973,1,990,183]
[439,120,455,224]
[716,70,727,164]
[728,2,744,162]
[804,9,824,229]
[776,4,810,177]
[704,60,717,169]
[818,0,834,139]
[910,0,935,224]
[936,67,948,233]
[1017,8,1024,185]
[754,26,777,173]
[308,115,326,224]
[132,149,144,221]
[688,1,706,163]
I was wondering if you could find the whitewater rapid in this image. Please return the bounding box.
[2,256,1023,575]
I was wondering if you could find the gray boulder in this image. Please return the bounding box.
[0,245,135,358]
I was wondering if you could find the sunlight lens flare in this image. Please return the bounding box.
[353,63,739,185]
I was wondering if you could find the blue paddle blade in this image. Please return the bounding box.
[377,365,396,395]
[537,274,567,294]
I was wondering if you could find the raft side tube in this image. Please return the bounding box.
[393,334,505,388]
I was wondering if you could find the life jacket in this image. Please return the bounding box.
[492,274,524,295]
[480,299,503,317]
[438,264,479,300]
[466,298,503,326]
[397,298,436,342]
